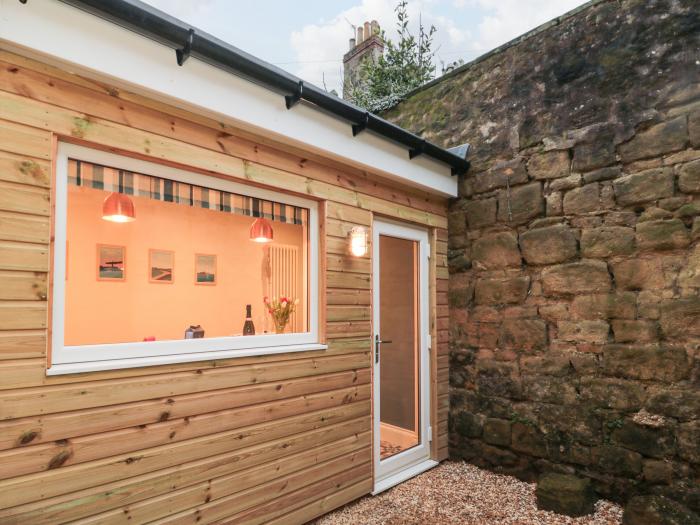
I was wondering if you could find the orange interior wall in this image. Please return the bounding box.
[65,185,304,346]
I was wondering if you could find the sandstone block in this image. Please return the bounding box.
[542,260,611,296]
[519,225,578,265]
[611,319,658,343]
[623,495,700,525]
[536,473,597,517]
[511,422,546,457]
[483,418,512,446]
[613,168,674,206]
[558,320,609,344]
[464,198,497,229]
[603,345,689,382]
[679,245,700,289]
[636,219,690,251]
[546,191,563,216]
[550,173,581,192]
[447,210,466,239]
[523,375,577,404]
[660,297,700,338]
[580,226,635,258]
[570,292,636,319]
[476,360,522,399]
[563,183,599,214]
[498,319,547,351]
[612,419,676,459]
[472,231,521,269]
[527,150,570,180]
[473,158,529,194]
[583,166,621,184]
[679,158,700,193]
[618,117,688,162]
[497,182,544,224]
[678,420,700,464]
[474,276,530,305]
[643,459,673,484]
[596,445,643,477]
[694,217,700,240]
[647,388,700,421]
[573,137,616,172]
[689,111,700,148]
[612,258,665,290]
[676,201,700,219]
[451,411,483,438]
[579,378,646,411]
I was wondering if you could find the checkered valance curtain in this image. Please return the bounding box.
[68,159,308,226]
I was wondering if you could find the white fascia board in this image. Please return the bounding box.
[0,0,458,197]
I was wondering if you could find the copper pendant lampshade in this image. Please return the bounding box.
[102,192,135,223]
[249,216,273,243]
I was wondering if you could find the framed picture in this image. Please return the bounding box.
[149,249,174,283]
[195,253,217,285]
[97,244,125,281]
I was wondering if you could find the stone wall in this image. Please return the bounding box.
[383,0,700,510]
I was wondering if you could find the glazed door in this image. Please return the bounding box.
[372,219,434,494]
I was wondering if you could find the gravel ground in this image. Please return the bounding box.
[311,461,623,525]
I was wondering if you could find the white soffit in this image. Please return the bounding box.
[0,0,458,197]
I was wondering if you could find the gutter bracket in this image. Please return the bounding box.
[285,81,304,109]
[176,29,195,66]
[352,113,369,136]
[409,140,425,160]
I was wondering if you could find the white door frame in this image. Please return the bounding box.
[372,219,437,494]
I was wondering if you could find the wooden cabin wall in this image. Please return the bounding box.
[0,50,449,524]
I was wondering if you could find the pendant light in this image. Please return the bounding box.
[250,199,273,243]
[102,170,135,223]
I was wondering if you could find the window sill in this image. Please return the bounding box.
[46,343,328,376]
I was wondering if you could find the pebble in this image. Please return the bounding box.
[310,461,623,525]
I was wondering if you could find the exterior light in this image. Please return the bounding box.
[250,216,273,243]
[349,226,368,257]
[102,192,135,223]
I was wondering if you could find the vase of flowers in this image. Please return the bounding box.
[264,296,298,334]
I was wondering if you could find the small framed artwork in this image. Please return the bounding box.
[195,254,217,285]
[97,244,125,281]
[149,249,174,283]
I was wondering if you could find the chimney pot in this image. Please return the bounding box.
[371,20,379,35]
[363,21,371,40]
[349,37,356,50]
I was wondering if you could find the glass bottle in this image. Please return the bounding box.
[243,304,255,335]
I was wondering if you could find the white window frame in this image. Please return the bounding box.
[48,142,323,375]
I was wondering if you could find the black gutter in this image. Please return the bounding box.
[51,0,470,176]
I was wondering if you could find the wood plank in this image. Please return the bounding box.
[0,301,46,330]
[0,150,50,187]
[0,352,369,418]
[326,321,372,339]
[212,464,369,525]
[0,405,370,508]
[141,454,371,525]
[266,478,371,525]
[0,181,50,216]
[326,270,370,290]
[326,288,371,306]
[0,210,49,243]
[0,369,369,451]
[0,384,370,480]
[326,254,371,274]
[326,235,371,257]
[0,330,45,360]
[325,202,372,226]
[0,425,370,524]
[0,119,50,159]
[0,241,48,271]
[0,270,46,300]
[326,306,371,323]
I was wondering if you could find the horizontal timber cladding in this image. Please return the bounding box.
[0,49,449,523]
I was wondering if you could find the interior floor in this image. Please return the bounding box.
[380,440,407,460]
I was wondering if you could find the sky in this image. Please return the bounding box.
[141,0,589,94]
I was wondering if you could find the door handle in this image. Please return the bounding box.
[374,335,392,363]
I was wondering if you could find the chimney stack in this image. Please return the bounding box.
[343,20,384,99]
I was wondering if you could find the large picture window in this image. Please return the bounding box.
[50,143,321,374]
